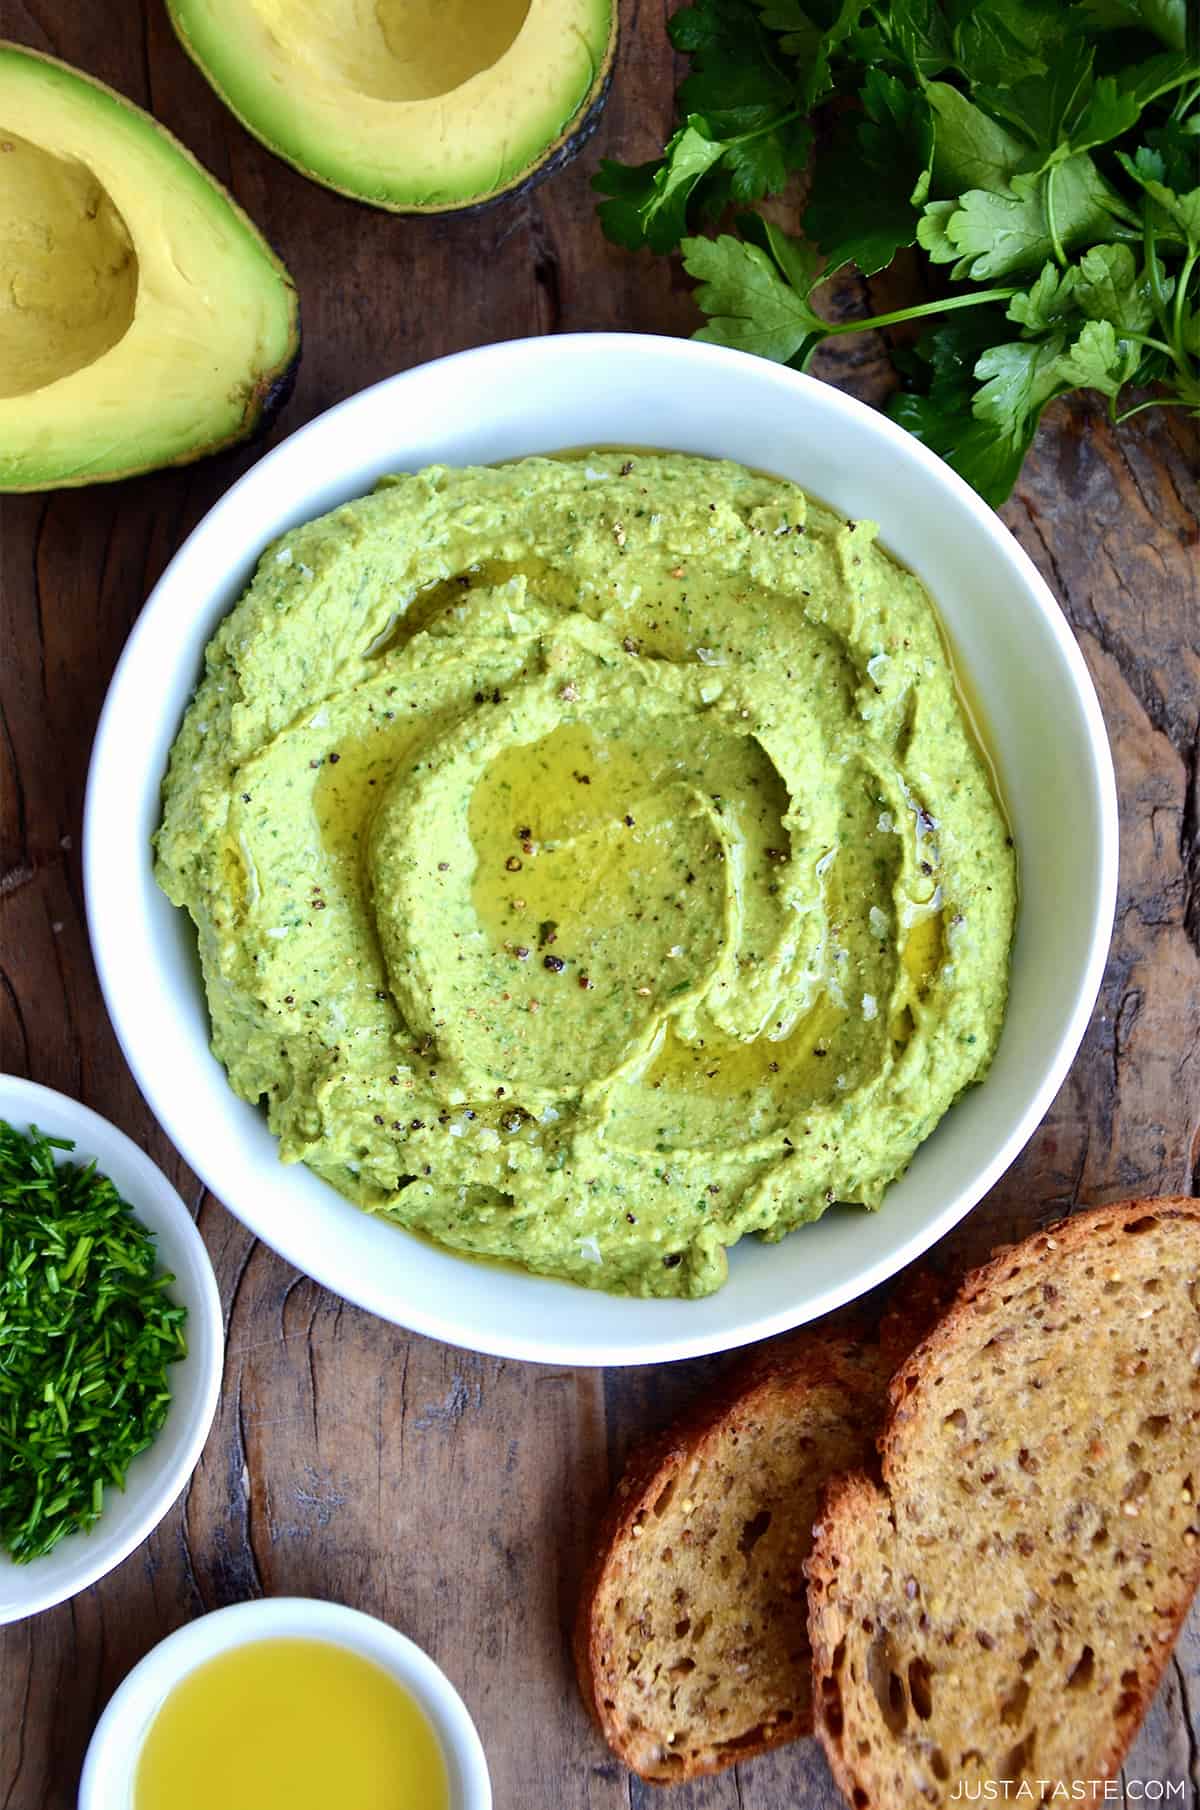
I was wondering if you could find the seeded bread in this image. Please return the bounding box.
[574,1336,888,1782]
[807,1198,1200,1810]
[877,1266,956,1374]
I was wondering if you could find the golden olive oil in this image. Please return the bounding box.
[133,1636,451,1810]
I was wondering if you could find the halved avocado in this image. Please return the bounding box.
[0,44,299,492]
[166,0,617,214]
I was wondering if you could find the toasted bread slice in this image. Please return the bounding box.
[807,1198,1200,1809]
[877,1265,957,1375]
[575,1336,888,1782]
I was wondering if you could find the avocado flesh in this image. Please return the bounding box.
[167,0,616,212]
[0,44,299,491]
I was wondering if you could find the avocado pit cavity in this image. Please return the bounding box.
[0,132,137,398]
[250,0,532,103]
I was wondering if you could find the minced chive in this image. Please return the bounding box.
[0,1121,188,1563]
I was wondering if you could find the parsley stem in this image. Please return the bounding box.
[1173,250,1198,370]
[731,108,802,154]
[1044,165,1068,270]
[1114,396,1197,423]
[1118,330,1178,358]
[819,288,1018,338]
[1142,206,1195,382]
[1170,80,1200,121]
[1144,207,1176,338]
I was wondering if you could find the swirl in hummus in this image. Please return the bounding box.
[155,452,1016,1297]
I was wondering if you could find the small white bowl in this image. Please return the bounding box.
[0,1076,222,1624]
[78,1597,492,1810]
[84,333,1118,1366]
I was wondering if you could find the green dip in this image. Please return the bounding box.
[155,452,1016,1297]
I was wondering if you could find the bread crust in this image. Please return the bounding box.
[877,1266,957,1374]
[574,1333,885,1784]
[807,1197,1200,1810]
[884,1197,1200,1435]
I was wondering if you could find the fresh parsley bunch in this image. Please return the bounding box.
[595,0,1200,503]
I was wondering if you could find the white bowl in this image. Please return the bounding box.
[0,1076,222,1623]
[84,333,1118,1366]
[78,1597,491,1810]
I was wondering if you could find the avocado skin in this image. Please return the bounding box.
[231,310,302,462]
[254,342,301,439]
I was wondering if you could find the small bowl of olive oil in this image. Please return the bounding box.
[79,1597,491,1810]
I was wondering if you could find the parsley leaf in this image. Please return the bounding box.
[595,105,812,253]
[1143,113,1200,192]
[973,335,1072,433]
[1074,241,1157,331]
[1077,0,1189,51]
[593,157,670,253]
[594,0,811,252]
[599,0,1200,504]
[925,81,1029,193]
[682,231,828,365]
[920,154,1123,279]
[1118,51,1200,112]
[720,117,814,206]
[1049,75,1143,160]
[756,0,824,56]
[675,0,795,128]
[894,294,1155,502]
[595,119,728,254]
[1117,146,1200,248]
[871,0,957,78]
[889,310,1041,503]
[952,0,1064,86]
[1055,317,1143,392]
[807,69,935,275]
[968,322,1140,474]
[974,38,1094,143]
[975,41,1141,168]
[757,0,871,105]
[739,210,841,292]
[1007,261,1082,332]
[1006,244,1159,338]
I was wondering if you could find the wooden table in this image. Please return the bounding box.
[3,5,1199,1805]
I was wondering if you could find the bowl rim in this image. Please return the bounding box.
[77,1596,492,1810]
[84,331,1119,1365]
[0,1075,223,1623]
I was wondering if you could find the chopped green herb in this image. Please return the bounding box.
[0,1121,187,1563]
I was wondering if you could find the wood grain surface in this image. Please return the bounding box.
[2,4,1199,1806]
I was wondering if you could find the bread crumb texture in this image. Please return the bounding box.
[808,1199,1200,1809]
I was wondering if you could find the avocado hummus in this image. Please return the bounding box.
[155,452,1016,1298]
